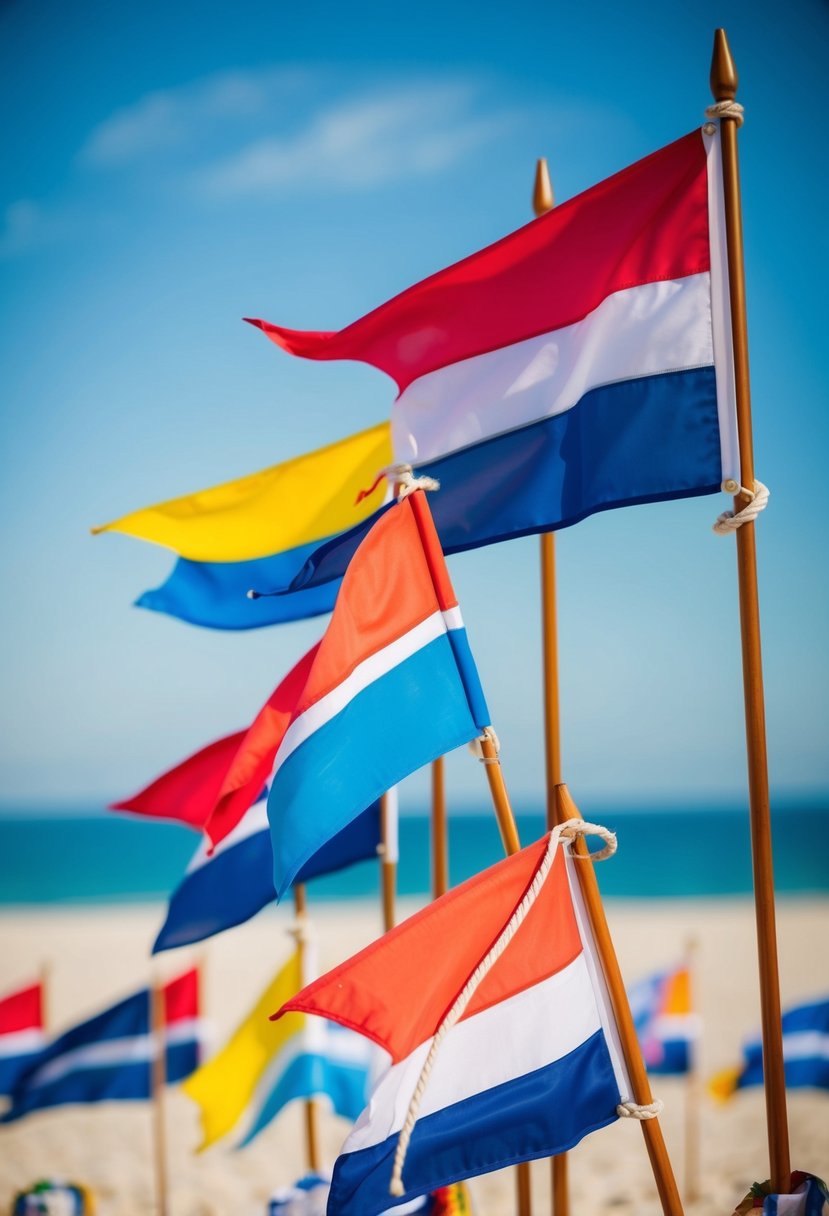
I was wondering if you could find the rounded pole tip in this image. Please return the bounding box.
[710,28,738,101]
[533,157,554,217]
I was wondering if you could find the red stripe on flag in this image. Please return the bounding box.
[0,982,43,1035]
[111,731,246,829]
[276,838,581,1062]
[407,490,459,612]
[163,968,199,1023]
[247,130,708,393]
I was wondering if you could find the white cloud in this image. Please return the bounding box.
[197,81,516,196]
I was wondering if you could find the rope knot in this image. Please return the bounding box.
[704,100,745,128]
[617,1098,664,1120]
[467,727,501,764]
[712,479,769,534]
[286,917,313,947]
[560,818,617,862]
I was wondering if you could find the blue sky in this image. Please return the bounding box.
[1,0,827,812]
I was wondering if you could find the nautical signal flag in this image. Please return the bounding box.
[0,980,45,1096]
[153,797,382,953]
[275,832,633,1214]
[264,490,489,900]
[710,994,829,1101]
[93,422,392,630]
[249,124,740,600]
[629,962,700,1076]
[183,949,372,1150]
[2,970,202,1123]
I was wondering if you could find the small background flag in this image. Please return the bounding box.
[628,962,699,1075]
[2,969,202,1122]
[0,980,45,1096]
[710,995,829,1100]
[183,948,372,1150]
[277,832,632,1215]
[265,491,489,900]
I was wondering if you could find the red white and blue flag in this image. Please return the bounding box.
[2,970,203,1123]
[276,833,632,1214]
[629,962,699,1076]
[0,980,45,1096]
[265,491,489,900]
[249,125,738,595]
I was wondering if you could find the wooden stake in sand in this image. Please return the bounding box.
[380,788,399,932]
[292,883,322,1173]
[150,978,169,1216]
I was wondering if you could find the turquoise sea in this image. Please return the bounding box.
[0,801,826,906]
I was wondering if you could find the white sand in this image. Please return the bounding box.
[1,896,827,1215]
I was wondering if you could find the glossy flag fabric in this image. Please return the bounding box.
[629,962,699,1076]
[710,995,829,1100]
[153,798,382,953]
[277,833,632,1215]
[0,981,45,1096]
[248,125,739,599]
[94,423,391,630]
[2,970,202,1122]
[265,491,489,900]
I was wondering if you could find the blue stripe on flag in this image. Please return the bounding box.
[269,634,479,898]
[239,1052,370,1147]
[0,1052,43,1097]
[291,366,721,594]
[328,1029,620,1216]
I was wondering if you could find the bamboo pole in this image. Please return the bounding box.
[292,884,322,1173]
[683,939,700,1204]
[380,790,398,932]
[555,785,684,1216]
[710,27,791,1193]
[533,155,569,1216]
[150,979,169,1216]
[431,756,449,899]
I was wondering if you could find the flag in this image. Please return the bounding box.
[0,981,45,1096]
[110,730,247,828]
[628,963,699,1075]
[153,798,382,953]
[248,125,739,598]
[93,423,392,630]
[2,969,202,1122]
[266,1177,471,1215]
[710,995,829,1100]
[265,490,489,900]
[182,949,372,1150]
[733,1172,829,1216]
[276,832,633,1215]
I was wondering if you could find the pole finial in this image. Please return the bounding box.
[710,28,738,102]
[533,158,554,217]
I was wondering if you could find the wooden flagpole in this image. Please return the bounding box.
[683,939,700,1204]
[39,962,50,1032]
[380,790,398,932]
[710,27,791,1193]
[292,883,322,1172]
[150,978,170,1216]
[532,156,570,1216]
[554,784,684,1216]
[431,756,449,899]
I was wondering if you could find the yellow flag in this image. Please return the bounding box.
[182,950,304,1150]
[92,421,392,563]
[708,1064,742,1103]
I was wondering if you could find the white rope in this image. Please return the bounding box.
[285,917,314,947]
[467,726,501,765]
[617,1099,664,1120]
[704,100,745,128]
[388,818,616,1198]
[386,463,440,499]
[712,479,769,534]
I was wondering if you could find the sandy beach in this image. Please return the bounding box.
[1,896,827,1215]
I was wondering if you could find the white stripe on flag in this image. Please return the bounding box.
[651,1013,702,1041]
[273,610,448,779]
[343,951,602,1154]
[391,274,715,467]
[186,801,270,874]
[31,1035,155,1088]
[0,1028,45,1058]
[781,1030,829,1062]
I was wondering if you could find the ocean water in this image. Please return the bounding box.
[0,802,826,906]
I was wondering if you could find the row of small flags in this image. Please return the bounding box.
[3,958,828,1130]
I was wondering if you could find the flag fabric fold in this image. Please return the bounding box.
[153,798,382,953]
[276,833,631,1214]
[629,962,699,1075]
[710,995,829,1100]
[2,970,202,1123]
[94,424,391,630]
[0,981,45,1096]
[264,491,489,900]
[249,126,739,600]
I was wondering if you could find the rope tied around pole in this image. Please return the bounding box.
[286,917,314,947]
[467,726,501,764]
[355,463,440,504]
[388,817,616,1199]
[617,1099,664,1120]
[703,100,745,131]
[712,479,769,534]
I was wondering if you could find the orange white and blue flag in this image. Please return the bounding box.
[265,490,488,900]
[628,963,699,1076]
[275,832,633,1214]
